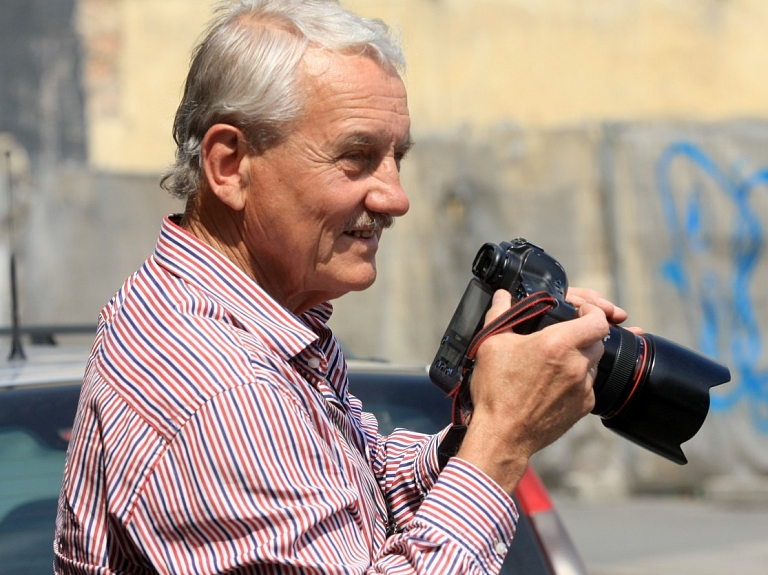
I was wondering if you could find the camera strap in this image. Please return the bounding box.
[449,291,558,425]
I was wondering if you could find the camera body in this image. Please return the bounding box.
[429,238,731,464]
[430,238,574,392]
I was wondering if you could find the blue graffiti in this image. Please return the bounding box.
[656,142,768,432]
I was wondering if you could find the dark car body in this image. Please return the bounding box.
[0,339,585,574]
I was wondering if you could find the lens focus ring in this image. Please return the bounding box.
[593,328,638,417]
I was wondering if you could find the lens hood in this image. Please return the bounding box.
[601,334,730,464]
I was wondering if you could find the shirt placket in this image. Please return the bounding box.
[299,348,391,552]
[321,392,391,551]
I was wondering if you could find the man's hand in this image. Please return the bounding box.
[455,289,611,495]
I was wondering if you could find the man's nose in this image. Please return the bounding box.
[367,158,410,217]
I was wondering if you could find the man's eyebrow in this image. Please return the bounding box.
[339,132,383,148]
[339,132,414,154]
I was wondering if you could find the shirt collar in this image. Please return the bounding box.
[152,214,335,365]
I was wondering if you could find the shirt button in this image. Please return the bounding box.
[494,540,508,556]
[307,357,321,369]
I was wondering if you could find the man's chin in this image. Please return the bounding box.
[333,268,378,296]
[317,258,379,299]
[350,278,376,293]
[347,269,378,292]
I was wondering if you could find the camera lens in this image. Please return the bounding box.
[592,326,730,464]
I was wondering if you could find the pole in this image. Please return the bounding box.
[6,151,24,360]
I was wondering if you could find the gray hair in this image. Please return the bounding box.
[160,0,405,200]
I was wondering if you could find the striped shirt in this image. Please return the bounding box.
[54,215,517,574]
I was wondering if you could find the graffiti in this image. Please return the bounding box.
[656,142,768,432]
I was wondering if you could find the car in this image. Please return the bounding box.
[0,330,586,575]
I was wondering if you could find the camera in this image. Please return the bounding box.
[429,238,731,464]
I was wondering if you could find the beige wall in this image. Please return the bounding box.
[77,0,210,172]
[368,0,768,129]
[77,0,768,173]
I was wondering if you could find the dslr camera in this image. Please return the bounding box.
[430,238,730,464]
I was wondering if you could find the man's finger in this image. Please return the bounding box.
[483,289,512,324]
[549,302,610,350]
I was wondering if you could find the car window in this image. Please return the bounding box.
[347,372,454,435]
[0,430,66,520]
[0,431,64,574]
[0,383,80,575]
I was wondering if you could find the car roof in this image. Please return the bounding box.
[0,343,89,390]
[346,358,430,376]
[0,326,95,390]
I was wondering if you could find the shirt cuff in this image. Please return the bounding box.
[417,457,518,573]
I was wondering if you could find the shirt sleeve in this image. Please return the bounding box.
[362,417,519,574]
[126,378,517,574]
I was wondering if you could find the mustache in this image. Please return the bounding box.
[343,212,394,231]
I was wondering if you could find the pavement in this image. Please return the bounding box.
[551,492,768,575]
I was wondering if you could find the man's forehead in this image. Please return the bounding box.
[297,48,410,142]
[300,47,406,103]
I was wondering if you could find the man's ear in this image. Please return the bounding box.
[200,124,252,211]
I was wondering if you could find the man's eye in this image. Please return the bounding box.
[337,150,371,172]
[343,151,365,162]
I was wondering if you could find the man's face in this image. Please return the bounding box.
[243,49,412,313]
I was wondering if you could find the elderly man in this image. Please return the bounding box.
[55,1,623,573]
